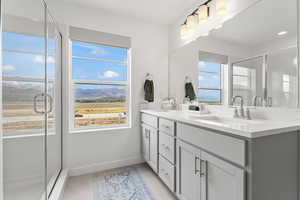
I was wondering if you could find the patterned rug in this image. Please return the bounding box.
[93,167,155,200]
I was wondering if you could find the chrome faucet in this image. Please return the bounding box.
[252,96,262,107]
[232,96,251,120]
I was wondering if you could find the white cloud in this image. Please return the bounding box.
[33,56,43,63]
[47,56,55,63]
[198,61,205,68]
[213,75,219,79]
[33,56,55,63]
[90,48,109,56]
[2,65,15,71]
[99,70,119,79]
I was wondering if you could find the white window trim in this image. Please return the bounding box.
[68,39,131,133]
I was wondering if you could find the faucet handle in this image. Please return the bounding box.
[245,108,251,120]
[233,107,239,118]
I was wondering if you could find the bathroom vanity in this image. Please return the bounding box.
[141,110,299,200]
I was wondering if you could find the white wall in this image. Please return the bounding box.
[47,1,169,173]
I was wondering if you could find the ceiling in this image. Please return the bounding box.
[59,0,200,24]
[210,0,297,48]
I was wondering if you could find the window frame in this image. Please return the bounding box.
[198,61,222,104]
[69,39,131,133]
[232,66,253,91]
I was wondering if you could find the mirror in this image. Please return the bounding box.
[232,56,265,106]
[169,0,299,108]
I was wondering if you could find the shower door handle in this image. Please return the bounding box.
[46,94,53,114]
[33,94,53,114]
[33,93,45,114]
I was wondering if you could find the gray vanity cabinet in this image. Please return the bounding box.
[141,112,299,200]
[142,123,158,172]
[176,140,201,200]
[176,140,244,200]
[200,151,245,200]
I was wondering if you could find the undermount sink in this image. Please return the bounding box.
[189,115,264,125]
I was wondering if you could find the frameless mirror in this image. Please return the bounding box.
[169,0,298,108]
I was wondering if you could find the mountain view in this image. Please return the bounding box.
[75,87,126,103]
[3,81,126,103]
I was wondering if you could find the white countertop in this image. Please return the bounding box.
[141,109,300,139]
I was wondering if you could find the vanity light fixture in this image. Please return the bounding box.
[277,31,288,36]
[197,4,209,22]
[180,0,227,39]
[216,0,227,15]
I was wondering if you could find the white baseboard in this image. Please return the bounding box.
[49,169,68,200]
[68,156,144,177]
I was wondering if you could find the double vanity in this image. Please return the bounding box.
[141,109,299,200]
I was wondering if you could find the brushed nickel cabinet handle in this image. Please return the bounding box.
[195,156,200,175]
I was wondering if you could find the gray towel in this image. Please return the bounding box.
[185,82,196,101]
[144,80,154,102]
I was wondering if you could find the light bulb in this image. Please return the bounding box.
[197,5,209,23]
[216,0,227,15]
[186,14,198,29]
[180,24,189,39]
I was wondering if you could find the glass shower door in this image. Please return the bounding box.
[2,0,47,199]
[2,0,62,199]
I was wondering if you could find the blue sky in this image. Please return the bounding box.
[3,32,219,102]
[198,61,221,102]
[2,33,128,85]
[2,32,55,78]
[72,41,128,84]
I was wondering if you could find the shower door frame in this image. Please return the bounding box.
[43,1,63,199]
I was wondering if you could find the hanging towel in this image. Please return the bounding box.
[185,82,196,101]
[144,79,154,102]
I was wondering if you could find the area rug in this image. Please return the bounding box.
[93,167,155,200]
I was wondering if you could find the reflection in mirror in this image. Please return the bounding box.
[169,0,298,108]
[232,56,264,106]
[267,47,298,107]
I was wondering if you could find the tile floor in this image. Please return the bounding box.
[63,164,177,200]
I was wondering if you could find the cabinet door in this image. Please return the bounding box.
[177,140,202,200]
[148,126,158,172]
[142,124,150,162]
[201,152,245,200]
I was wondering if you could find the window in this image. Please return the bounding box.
[232,65,256,106]
[2,32,56,137]
[232,66,253,90]
[198,61,222,104]
[71,41,130,131]
[282,74,290,93]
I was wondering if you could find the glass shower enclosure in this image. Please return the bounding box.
[1,0,62,199]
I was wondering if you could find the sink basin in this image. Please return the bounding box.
[189,115,263,125]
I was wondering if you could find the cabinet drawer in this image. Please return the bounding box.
[177,123,246,166]
[159,132,175,164]
[159,118,175,136]
[141,113,158,128]
[159,155,175,192]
